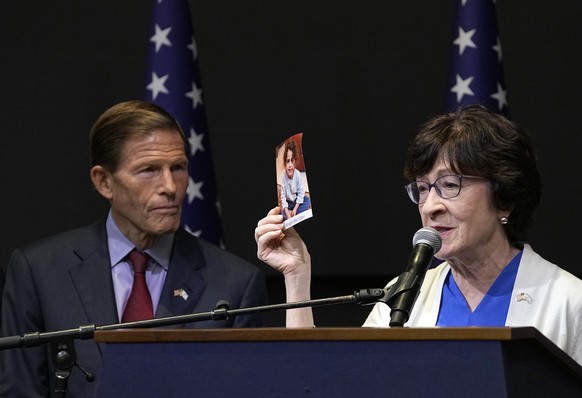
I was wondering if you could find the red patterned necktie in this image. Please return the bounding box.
[121,250,154,322]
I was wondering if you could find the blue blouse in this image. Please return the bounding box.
[436,251,523,326]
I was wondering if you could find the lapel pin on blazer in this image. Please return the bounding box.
[174,288,189,301]
[516,292,533,304]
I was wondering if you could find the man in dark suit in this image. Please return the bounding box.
[0,101,268,397]
[0,268,3,323]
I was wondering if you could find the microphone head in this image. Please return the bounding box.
[412,227,442,254]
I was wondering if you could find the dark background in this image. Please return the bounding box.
[1,1,581,326]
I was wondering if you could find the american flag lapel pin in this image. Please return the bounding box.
[516,292,533,304]
[174,288,189,301]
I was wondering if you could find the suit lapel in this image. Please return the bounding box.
[156,229,207,323]
[66,224,209,327]
[67,220,119,327]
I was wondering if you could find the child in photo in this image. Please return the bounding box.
[280,140,311,220]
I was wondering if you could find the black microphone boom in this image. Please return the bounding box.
[385,227,442,327]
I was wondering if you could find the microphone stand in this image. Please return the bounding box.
[0,287,392,397]
[378,271,423,327]
[49,338,95,398]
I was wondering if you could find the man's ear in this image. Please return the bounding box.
[90,165,113,200]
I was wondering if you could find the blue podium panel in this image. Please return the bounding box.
[98,340,509,397]
[95,328,582,398]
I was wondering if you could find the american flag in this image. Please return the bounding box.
[145,0,224,246]
[444,0,509,116]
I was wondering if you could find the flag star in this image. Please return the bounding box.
[146,72,170,100]
[491,83,508,110]
[185,81,203,109]
[184,224,202,237]
[187,177,204,203]
[187,37,198,60]
[492,37,503,62]
[453,26,477,55]
[189,127,205,157]
[462,0,469,6]
[450,74,475,102]
[150,24,173,53]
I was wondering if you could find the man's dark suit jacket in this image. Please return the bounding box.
[0,219,268,397]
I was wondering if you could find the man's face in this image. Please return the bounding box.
[99,129,189,248]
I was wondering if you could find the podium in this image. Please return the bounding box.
[95,327,582,397]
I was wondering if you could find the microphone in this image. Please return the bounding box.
[387,227,442,327]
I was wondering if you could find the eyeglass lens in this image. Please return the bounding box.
[406,175,463,204]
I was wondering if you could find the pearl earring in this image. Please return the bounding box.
[500,216,509,225]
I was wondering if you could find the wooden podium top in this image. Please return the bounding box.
[94,326,538,343]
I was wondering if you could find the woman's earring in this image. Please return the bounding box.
[500,216,509,225]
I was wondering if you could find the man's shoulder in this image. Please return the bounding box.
[175,229,260,274]
[12,219,106,262]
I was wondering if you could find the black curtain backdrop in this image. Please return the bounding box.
[1,1,581,326]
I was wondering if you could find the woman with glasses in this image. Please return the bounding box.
[255,105,582,365]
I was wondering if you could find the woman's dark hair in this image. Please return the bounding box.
[404,105,542,244]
